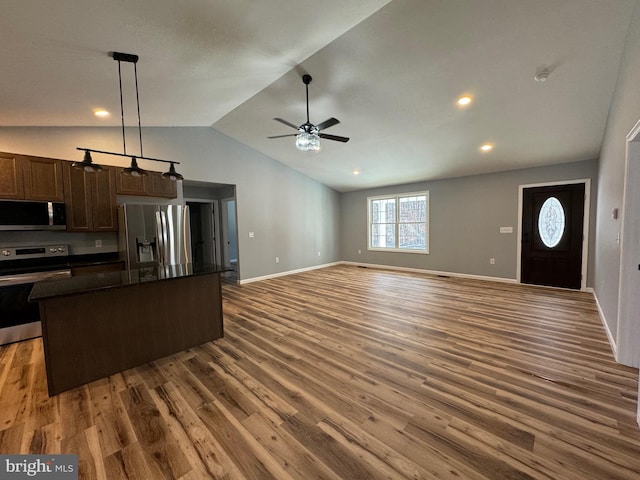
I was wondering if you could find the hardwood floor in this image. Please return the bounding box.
[1,264,639,479]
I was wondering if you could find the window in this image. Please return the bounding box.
[368,191,429,253]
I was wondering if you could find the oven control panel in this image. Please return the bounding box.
[0,244,69,261]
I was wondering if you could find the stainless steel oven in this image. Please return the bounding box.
[0,245,71,345]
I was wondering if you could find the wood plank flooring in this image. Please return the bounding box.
[1,264,639,479]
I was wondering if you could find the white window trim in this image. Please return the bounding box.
[367,190,430,254]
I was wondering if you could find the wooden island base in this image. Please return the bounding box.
[38,272,223,396]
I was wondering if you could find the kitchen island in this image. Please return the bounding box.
[30,263,229,396]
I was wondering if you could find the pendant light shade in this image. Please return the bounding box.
[162,162,184,181]
[122,157,147,177]
[72,150,103,173]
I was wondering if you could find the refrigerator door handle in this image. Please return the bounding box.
[156,210,168,265]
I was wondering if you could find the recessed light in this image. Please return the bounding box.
[93,109,110,118]
[480,143,494,152]
[457,95,473,106]
[352,169,360,175]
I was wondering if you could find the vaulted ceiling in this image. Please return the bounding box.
[1,1,635,191]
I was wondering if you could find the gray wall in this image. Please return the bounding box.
[0,126,341,281]
[341,160,598,284]
[594,1,640,339]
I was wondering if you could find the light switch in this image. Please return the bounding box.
[248,231,255,238]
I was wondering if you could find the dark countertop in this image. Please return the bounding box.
[30,263,232,301]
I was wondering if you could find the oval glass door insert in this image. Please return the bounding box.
[538,197,565,248]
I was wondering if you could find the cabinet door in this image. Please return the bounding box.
[115,169,147,195]
[148,172,177,198]
[63,162,93,232]
[64,164,118,232]
[0,152,24,199]
[91,167,118,231]
[115,169,177,198]
[22,156,65,201]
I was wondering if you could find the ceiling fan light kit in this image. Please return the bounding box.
[268,74,349,151]
[76,51,184,181]
[296,132,321,151]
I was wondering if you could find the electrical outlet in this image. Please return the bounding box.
[317,251,321,257]
[275,257,279,263]
[358,249,362,254]
[490,258,495,265]
[248,231,255,238]
[95,239,102,248]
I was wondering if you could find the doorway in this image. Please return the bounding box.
[519,181,589,289]
[187,202,217,266]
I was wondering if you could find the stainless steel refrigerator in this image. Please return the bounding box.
[118,204,192,269]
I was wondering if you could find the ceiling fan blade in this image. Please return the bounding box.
[316,117,340,131]
[319,133,350,143]
[273,117,300,130]
[267,134,299,139]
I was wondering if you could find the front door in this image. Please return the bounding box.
[521,183,585,289]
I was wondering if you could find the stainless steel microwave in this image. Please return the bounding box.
[0,200,66,230]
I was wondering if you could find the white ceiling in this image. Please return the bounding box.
[1,0,635,192]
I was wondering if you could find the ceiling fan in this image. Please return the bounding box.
[268,74,349,151]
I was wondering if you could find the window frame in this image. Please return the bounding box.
[367,190,430,254]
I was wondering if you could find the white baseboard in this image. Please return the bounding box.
[241,260,521,286]
[239,262,341,285]
[339,261,518,284]
[592,291,617,359]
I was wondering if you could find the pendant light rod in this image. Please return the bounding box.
[303,74,312,124]
[76,147,179,165]
[113,51,141,156]
[117,58,126,155]
[134,61,143,158]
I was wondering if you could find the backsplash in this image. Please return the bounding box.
[0,231,118,255]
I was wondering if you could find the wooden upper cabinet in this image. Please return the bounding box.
[115,170,147,196]
[148,172,177,198]
[91,167,118,231]
[63,163,117,232]
[63,162,92,231]
[0,152,24,199]
[22,156,65,201]
[115,169,177,198]
[0,152,64,201]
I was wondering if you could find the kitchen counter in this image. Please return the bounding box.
[30,263,230,396]
[30,263,230,300]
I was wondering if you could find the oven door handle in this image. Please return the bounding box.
[0,269,72,287]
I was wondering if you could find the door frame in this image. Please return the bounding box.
[220,197,238,267]
[516,178,591,291]
[616,119,640,368]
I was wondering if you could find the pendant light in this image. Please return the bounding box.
[123,157,146,177]
[72,150,103,172]
[76,51,184,181]
[162,163,184,181]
